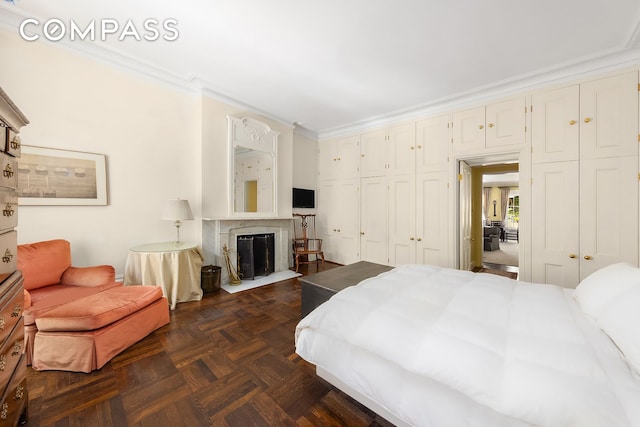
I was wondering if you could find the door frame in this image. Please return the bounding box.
[450,148,531,281]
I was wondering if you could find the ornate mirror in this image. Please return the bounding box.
[227,116,278,216]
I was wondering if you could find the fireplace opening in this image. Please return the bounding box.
[237,233,275,280]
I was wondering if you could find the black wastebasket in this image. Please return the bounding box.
[201,265,221,293]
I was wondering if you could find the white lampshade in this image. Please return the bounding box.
[161,198,194,221]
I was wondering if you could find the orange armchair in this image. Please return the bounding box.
[17,239,122,365]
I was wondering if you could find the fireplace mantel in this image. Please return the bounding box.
[202,218,293,285]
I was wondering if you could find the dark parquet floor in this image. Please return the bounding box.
[25,262,394,427]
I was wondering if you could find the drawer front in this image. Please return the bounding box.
[4,131,19,159]
[0,189,16,233]
[0,156,16,190]
[0,318,23,395]
[0,357,26,427]
[0,233,16,287]
[0,277,22,348]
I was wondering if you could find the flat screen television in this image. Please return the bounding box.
[292,188,315,208]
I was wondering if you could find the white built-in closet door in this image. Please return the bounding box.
[531,85,580,163]
[316,180,338,262]
[531,161,580,287]
[452,107,485,153]
[580,71,638,160]
[416,115,448,173]
[485,96,526,148]
[388,123,416,175]
[388,174,416,266]
[360,129,387,177]
[360,176,388,265]
[579,156,638,280]
[416,172,448,267]
[334,178,361,265]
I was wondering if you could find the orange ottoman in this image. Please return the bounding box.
[32,286,169,372]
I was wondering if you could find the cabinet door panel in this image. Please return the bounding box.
[361,177,388,264]
[580,71,638,159]
[416,172,448,267]
[579,156,638,280]
[452,107,485,153]
[360,129,387,177]
[531,85,580,163]
[335,179,360,264]
[388,174,416,266]
[337,135,360,179]
[388,123,416,175]
[317,181,337,260]
[318,139,338,180]
[416,115,448,173]
[531,162,580,287]
[486,97,526,148]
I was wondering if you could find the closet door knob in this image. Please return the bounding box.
[409,237,415,241]
[569,253,576,258]
[584,255,593,260]
[478,125,484,130]
[569,120,576,125]
[417,238,422,241]
[584,117,592,123]
[488,123,494,128]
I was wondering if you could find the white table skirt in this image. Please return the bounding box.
[124,242,203,310]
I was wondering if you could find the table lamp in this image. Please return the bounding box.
[161,198,194,245]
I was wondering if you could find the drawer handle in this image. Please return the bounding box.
[2,164,13,178]
[11,342,21,357]
[0,315,4,330]
[14,384,24,401]
[0,355,5,371]
[11,304,21,317]
[10,136,20,150]
[2,249,13,264]
[2,203,14,217]
[1,402,7,419]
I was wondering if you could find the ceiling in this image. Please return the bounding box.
[1,0,640,138]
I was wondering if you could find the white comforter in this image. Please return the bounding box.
[295,264,640,427]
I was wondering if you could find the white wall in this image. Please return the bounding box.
[0,29,201,274]
[292,131,318,214]
[0,28,313,273]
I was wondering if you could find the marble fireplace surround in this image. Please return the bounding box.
[202,218,292,285]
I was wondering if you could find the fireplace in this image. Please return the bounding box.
[237,233,275,279]
[202,218,292,285]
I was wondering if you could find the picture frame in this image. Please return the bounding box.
[17,145,108,206]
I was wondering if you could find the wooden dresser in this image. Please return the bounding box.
[0,87,29,426]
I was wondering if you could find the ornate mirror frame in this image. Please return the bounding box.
[227,115,279,217]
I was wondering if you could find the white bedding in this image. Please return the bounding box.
[295,264,640,427]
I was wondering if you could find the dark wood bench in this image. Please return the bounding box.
[299,261,393,318]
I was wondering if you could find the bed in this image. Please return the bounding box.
[295,263,640,426]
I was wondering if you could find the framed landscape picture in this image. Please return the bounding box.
[17,146,108,205]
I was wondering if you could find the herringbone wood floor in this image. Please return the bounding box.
[24,262,394,427]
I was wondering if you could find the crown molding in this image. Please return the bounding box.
[0,4,298,130]
[317,47,640,140]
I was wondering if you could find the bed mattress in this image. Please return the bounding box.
[295,264,640,427]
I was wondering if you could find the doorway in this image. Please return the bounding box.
[458,159,520,277]
[481,170,519,275]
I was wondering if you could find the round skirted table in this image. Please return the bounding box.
[124,242,203,310]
